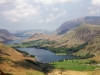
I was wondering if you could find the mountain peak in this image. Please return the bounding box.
[55,16,100,35]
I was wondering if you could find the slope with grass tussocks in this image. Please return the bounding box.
[0,43,44,75]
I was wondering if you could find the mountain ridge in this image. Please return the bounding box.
[55,16,100,35]
[14,30,52,37]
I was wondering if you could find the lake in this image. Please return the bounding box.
[5,36,75,63]
[18,48,75,63]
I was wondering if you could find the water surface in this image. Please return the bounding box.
[18,48,75,63]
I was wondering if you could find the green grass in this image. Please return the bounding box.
[50,59,100,71]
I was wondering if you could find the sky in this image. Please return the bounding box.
[0,0,100,32]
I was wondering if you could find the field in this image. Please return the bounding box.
[50,59,100,71]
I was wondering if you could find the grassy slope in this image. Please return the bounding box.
[0,43,44,75]
[49,59,100,75]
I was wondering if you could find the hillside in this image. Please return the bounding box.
[0,43,44,75]
[74,35,100,62]
[0,29,18,42]
[23,33,63,42]
[57,24,100,47]
[55,16,100,35]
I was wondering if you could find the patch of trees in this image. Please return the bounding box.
[78,52,94,59]
[67,42,88,54]
[30,55,35,58]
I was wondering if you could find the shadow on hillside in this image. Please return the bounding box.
[12,60,42,72]
[0,70,13,75]
[12,59,55,74]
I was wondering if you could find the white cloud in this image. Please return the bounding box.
[89,0,100,15]
[46,14,55,22]
[0,0,28,5]
[92,0,100,6]
[33,0,81,5]
[0,0,5,4]
[38,19,44,23]
[89,10,96,15]
[0,0,41,22]
[46,10,67,22]
[89,9,100,15]
[52,7,59,11]
[87,7,93,10]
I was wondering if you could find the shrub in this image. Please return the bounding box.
[30,55,35,58]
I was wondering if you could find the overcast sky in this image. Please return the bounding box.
[0,0,100,32]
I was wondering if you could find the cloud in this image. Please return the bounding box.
[89,9,100,15]
[0,0,28,5]
[33,0,81,5]
[87,7,93,10]
[0,0,41,22]
[92,0,100,6]
[0,0,6,4]
[37,19,44,23]
[0,0,79,23]
[52,7,59,11]
[46,10,67,22]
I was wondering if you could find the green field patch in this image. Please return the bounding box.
[50,59,100,71]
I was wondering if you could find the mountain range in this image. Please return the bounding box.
[13,30,52,37]
[24,16,100,45]
[23,16,100,56]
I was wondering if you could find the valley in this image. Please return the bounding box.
[1,16,100,75]
[1,0,100,74]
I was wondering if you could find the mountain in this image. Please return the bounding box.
[14,30,52,37]
[55,16,100,35]
[0,43,44,75]
[0,29,18,42]
[22,16,100,57]
[56,24,100,47]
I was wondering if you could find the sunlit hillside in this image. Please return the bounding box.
[0,43,44,75]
